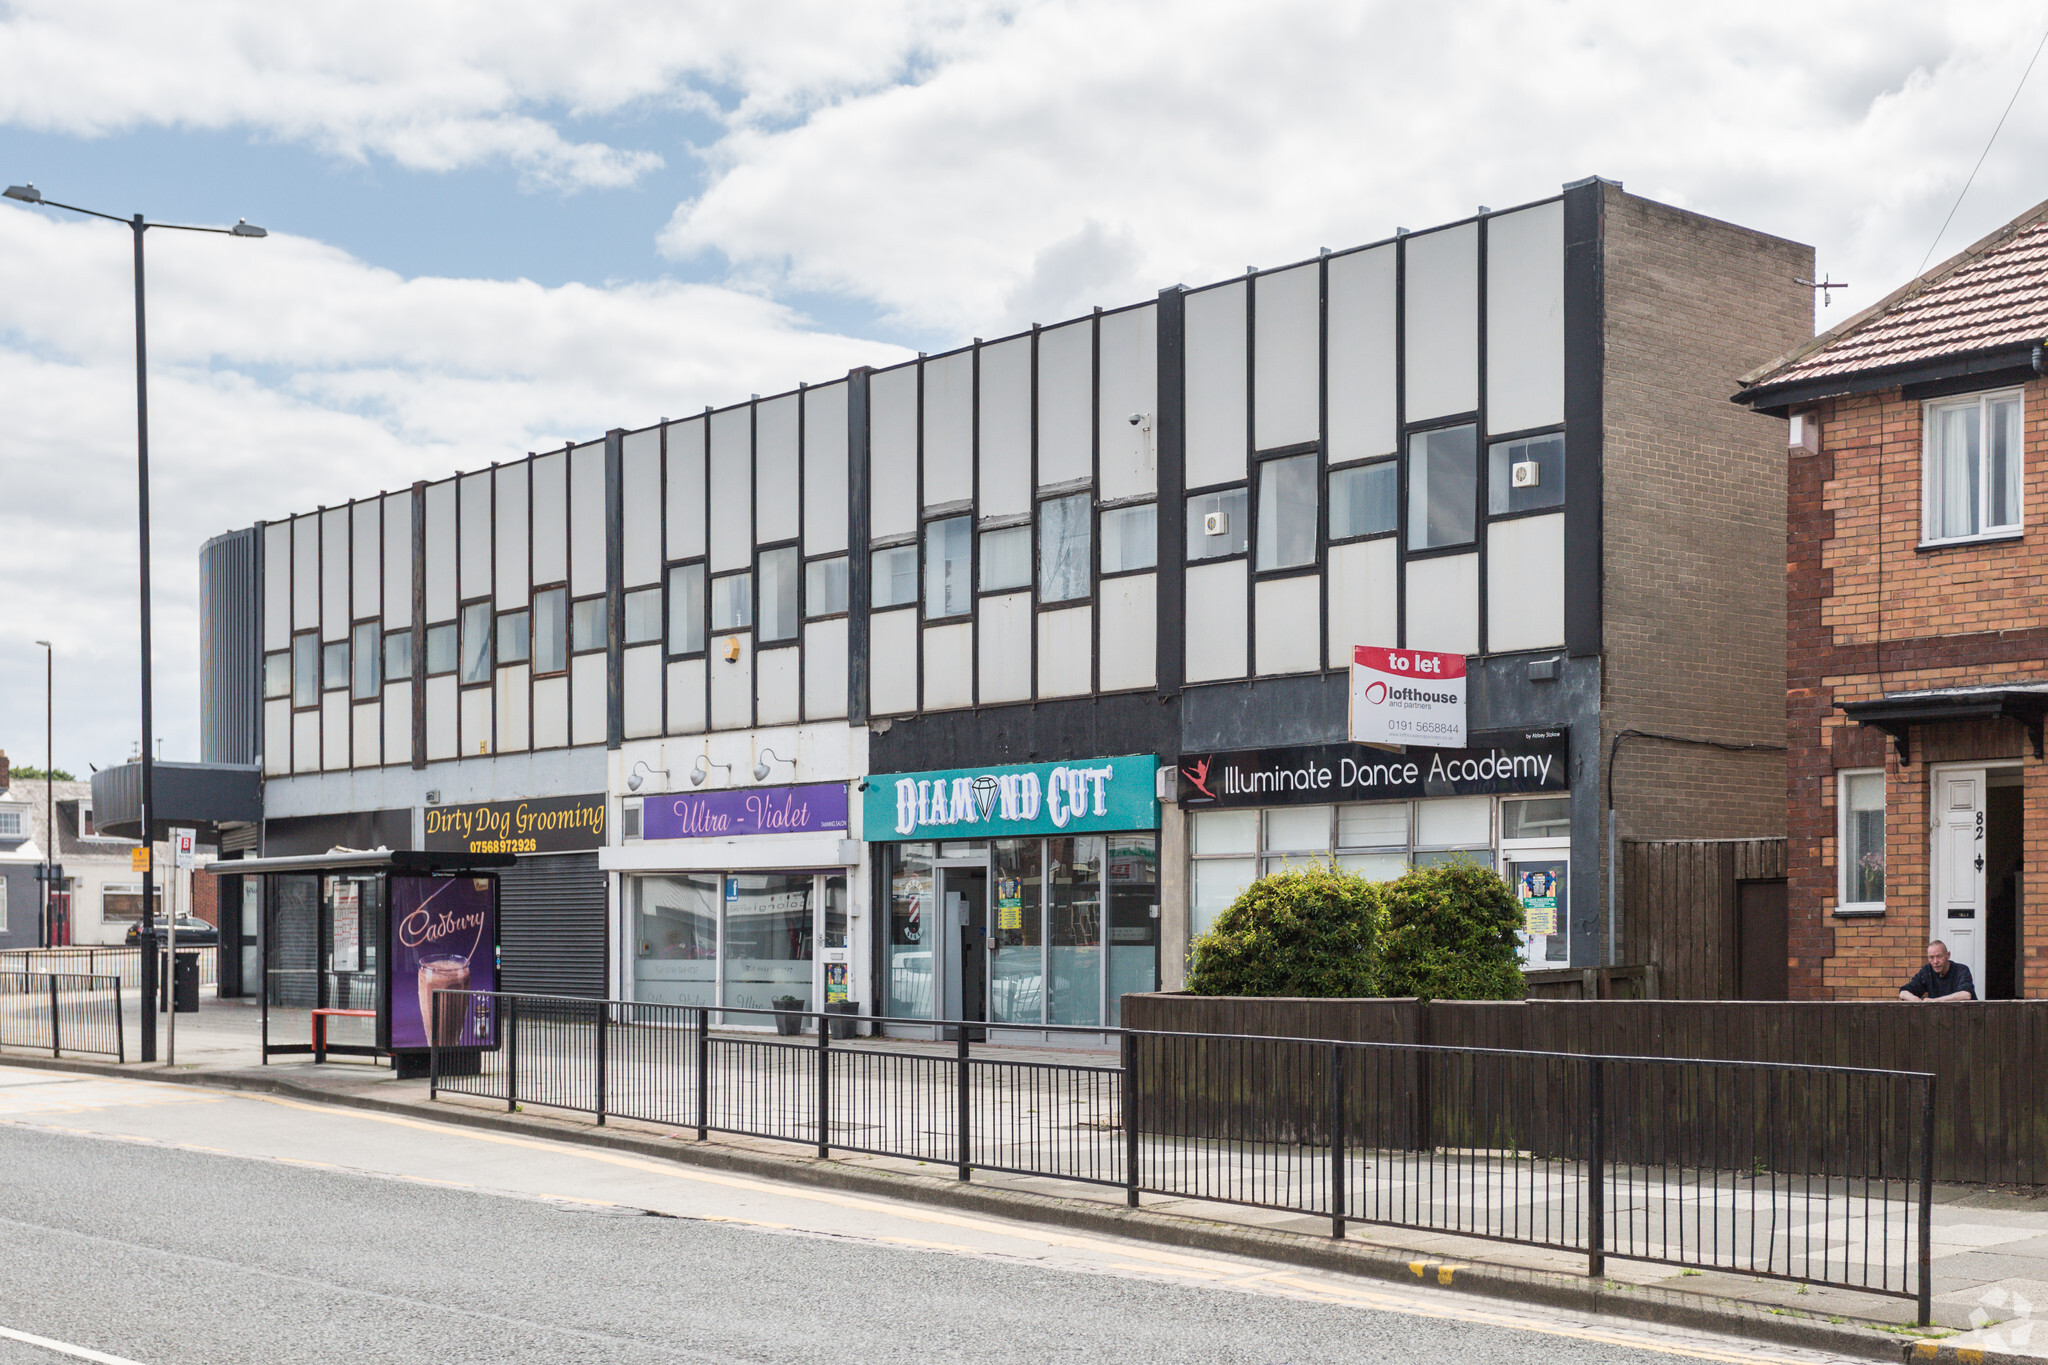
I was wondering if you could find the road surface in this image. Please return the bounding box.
[0,1065,1876,1365]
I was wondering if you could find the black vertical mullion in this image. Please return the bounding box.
[700,411,712,732]
[410,482,427,769]
[520,458,533,754]
[1561,179,1604,659]
[969,348,982,707]
[1243,275,1257,677]
[1318,251,1331,675]
[748,400,759,731]
[1394,235,1409,648]
[656,427,668,737]
[915,359,926,714]
[1155,289,1186,696]
[605,429,625,749]
[796,386,808,720]
[847,371,872,725]
[1475,215,1491,660]
[1090,308,1102,697]
[316,510,325,769]
[1029,328,1041,700]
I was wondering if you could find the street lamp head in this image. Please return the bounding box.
[35,639,50,647]
[4,183,43,204]
[230,219,266,238]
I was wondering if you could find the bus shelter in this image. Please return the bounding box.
[208,849,512,1076]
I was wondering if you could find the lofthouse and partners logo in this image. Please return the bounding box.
[1350,645,1468,747]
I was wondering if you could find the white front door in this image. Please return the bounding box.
[1934,768,1986,986]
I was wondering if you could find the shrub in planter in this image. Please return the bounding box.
[1187,864,1386,998]
[1377,858,1526,1002]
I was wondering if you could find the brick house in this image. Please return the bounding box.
[1735,198,2048,999]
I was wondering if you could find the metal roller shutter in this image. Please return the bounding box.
[499,853,607,998]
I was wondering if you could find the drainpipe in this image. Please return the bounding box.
[2033,342,2046,376]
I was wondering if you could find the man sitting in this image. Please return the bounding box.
[1899,940,1976,1002]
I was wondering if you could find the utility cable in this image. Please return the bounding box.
[1918,19,2048,276]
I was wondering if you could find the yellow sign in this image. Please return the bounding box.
[130,847,150,872]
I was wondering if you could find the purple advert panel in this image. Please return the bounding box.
[642,783,848,841]
[390,875,498,1050]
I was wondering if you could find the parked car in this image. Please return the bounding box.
[125,916,219,947]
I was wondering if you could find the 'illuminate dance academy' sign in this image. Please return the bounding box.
[1177,732,1568,808]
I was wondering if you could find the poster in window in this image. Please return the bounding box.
[331,882,361,973]
[389,875,499,1050]
[997,876,1024,931]
[825,962,849,1005]
[1518,868,1558,935]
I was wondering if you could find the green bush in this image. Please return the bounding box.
[1378,858,1527,1002]
[1186,863,1387,997]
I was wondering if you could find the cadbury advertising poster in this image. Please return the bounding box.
[389,875,498,1050]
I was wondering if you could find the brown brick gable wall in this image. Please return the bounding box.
[1789,380,2048,998]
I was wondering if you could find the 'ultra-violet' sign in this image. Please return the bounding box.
[642,783,849,840]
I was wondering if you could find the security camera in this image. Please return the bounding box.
[1128,412,1143,426]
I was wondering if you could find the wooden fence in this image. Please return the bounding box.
[1124,993,2037,1186]
[1623,837,1786,999]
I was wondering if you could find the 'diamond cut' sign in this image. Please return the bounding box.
[862,754,1160,842]
[1350,645,1467,748]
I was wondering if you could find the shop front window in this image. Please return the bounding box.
[990,838,1044,1025]
[722,874,814,1014]
[1106,835,1159,1026]
[888,844,935,1020]
[1047,836,1104,1026]
[632,874,719,1009]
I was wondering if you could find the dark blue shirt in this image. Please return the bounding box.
[1902,961,1976,1000]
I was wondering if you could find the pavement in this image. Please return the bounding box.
[12,991,2048,1363]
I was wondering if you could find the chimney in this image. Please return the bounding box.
[0,749,10,792]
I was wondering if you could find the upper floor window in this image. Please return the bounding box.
[1186,487,1248,561]
[758,547,799,643]
[351,622,380,699]
[533,588,568,671]
[1488,432,1565,516]
[805,556,849,618]
[1255,454,1318,571]
[1100,504,1157,574]
[925,516,971,618]
[459,602,492,685]
[0,808,22,838]
[1039,494,1091,603]
[1838,769,1884,913]
[872,545,918,610]
[322,640,349,693]
[1408,424,1477,551]
[1924,388,2023,545]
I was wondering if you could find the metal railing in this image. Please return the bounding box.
[0,970,125,1061]
[0,945,218,993]
[430,991,1937,1320]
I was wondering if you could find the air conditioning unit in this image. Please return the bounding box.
[1511,461,1540,488]
[1203,510,1229,536]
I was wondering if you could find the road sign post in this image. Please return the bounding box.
[167,827,194,1065]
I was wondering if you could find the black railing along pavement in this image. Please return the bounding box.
[0,970,125,1061]
[430,990,1938,1322]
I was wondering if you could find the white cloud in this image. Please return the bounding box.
[0,208,907,770]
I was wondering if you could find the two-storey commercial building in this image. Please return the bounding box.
[200,177,1810,1026]
[1736,197,2048,999]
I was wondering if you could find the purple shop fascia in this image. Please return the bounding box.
[641,784,849,840]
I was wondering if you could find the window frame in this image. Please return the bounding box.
[1185,481,1251,564]
[496,607,531,667]
[1485,426,1567,522]
[870,541,919,611]
[457,598,493,688]
[1327,455,1399,546]
[350,619,381,700]
[755,541,801,646]
[663,563,706,660]
[263,649,291,701]
[709,570,753,635]
[923,514,974,622]
[622,585,664,648]
[292,632,321,708]
[530,584,570,675]
[423,620,459,678]
[1404,420,1481,556]
[320,638,349,694]
[383,627,414,685]
[570,593,608,656]
[1920,387,2025,548]
[977,521,1034,595]
[803,553,850,622]
[1836,767,1886,915]
[1252,447,1321,578]
[1098,499,1158,579]
[1038,491,1094,605]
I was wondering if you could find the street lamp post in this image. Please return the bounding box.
[34,640,51,949]
[4,184,264,1062]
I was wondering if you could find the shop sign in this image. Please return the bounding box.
[864,754,1160,842]
[423,793,606,855]
[1177,731,1567,808]
[642,782,848,841]
[1350,646,1467,748]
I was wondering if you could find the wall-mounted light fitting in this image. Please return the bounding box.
[691,755,732,787]
[627,760,671,793]
[753,748,794,782]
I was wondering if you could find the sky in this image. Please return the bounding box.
[3,0,2048,776]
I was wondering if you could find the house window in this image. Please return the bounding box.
[351,622,380,699]
[1838,770,1885,912]
[979,526,1032,593]
[925,516,972,618]
[459,602,492,685]
[1924,389,2023,544]
[758,547,799,644]
[322,641,349,692]
[533,588,568,671]
[1408,424,1477,550]
[384,628,413,683]
[0,808,21,838]
[1329,461,1397,540]
[497,610,530,665]
[101,884,162,923]
[1100,504,1157,574]
[805,556,849,617]
[1186,487,1249,561]
[872,545,917,609]
[624,587,663,645]
[711,572,752,632]
[1256,454,1319,572]
[665,568,704,655]
[1488,432,1565,515]
[1039,494,1092,603]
